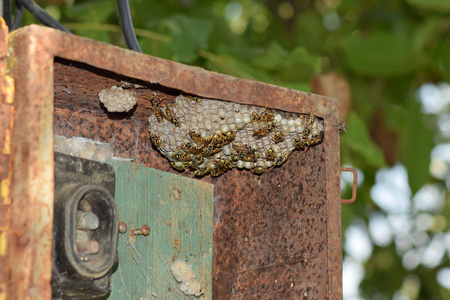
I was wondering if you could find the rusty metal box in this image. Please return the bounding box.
[0,21,346,299]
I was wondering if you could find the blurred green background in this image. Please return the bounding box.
[18,0,450,298]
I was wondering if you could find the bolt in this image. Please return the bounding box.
[130,225,150,237]
[94,275,110,289]
[118,222,127,233]
[76,240,100,255]
[77,211,100,231]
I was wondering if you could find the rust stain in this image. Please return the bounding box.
[1,128,11,155]
[6,24,54,300]
[212,148,332,298]
[0,18,11,300]
[1,76,14,105]
[0,178,10,203]
[170,184,182,200]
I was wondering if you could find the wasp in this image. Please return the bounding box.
[230,152,240,162]
[162,103,183,127]
[292,136,308,151]
[270,129,288,144]
[221,129,237,142]
[143,95,165,122]
[187,129,211,146]
[250,106,275,124]
[211,158,232,177]
[250,164,267,175]
[264,145,278,161]
[186,95,202,109]
[307,131,324,147]
[293,130,324,151]
[231,143,259,162]
[149,131,163,147]
[143,95,162,107]
[194,166,211,177]
[180,142,204,155]
[252,121,277,139]
[186,95,202,103]
[187,156,204,169]
[170,161,187,171]
[301,112,316,136]
[232,142,258,155]
[273,153,289,167]
[210,134,228,147]
[240,152,258,162]
[312,131,324,145]
[172,150,193,161]
[231,150,258,162]
[202,144,222,157]
[210,134,224,146]
[217,157,232,169]
[211,130,237,147]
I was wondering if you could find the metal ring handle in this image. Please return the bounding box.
[341,167,357,204]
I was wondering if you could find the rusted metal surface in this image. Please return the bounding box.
[7,24,342,299]
[26,25,335,118]
[0,17,12,300]
[213,148,330,298]
[340,167,358,204]
[7,26,54,300]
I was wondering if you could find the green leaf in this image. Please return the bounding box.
[405,0,450,13]
[343,32,418,77]
[413,16,445,53]
[401,98,433,194]
[216,45,265,60]
[203,52,272,83]
[163,15,213,63]
[251,42,289,71]
[436,35,450,82]
[63,0,115,43]
[139,39,172,60]
[64,0,114,23]
[295,11,329,52]
[275,81,311,92]
[278,46,320,81]
[341,112,386,168]
[250,43,320,82]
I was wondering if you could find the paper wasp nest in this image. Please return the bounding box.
[148,95,324,177]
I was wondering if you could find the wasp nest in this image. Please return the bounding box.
[148,95,324,177]
[99,86,137,112]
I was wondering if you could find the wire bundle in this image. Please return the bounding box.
[2,0,142,52]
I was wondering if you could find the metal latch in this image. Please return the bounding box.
[341,167,357,204]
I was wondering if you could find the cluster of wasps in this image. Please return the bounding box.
[144,95,182,127]
[146,95,324,177]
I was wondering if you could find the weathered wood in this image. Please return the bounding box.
[108,160,214,300]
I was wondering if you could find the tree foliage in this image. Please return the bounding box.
[23,0,450,298]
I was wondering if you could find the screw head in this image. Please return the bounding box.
[141,225,150,236]
[118,222,127,233]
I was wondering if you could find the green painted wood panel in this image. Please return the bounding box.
[107,160,214,300]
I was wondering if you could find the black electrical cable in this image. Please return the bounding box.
[10,0,24,31]
[117,0,142,52]
[3,0,12,27]
[16,0,71,33]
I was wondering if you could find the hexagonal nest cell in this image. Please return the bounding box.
[148,95,324,177]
